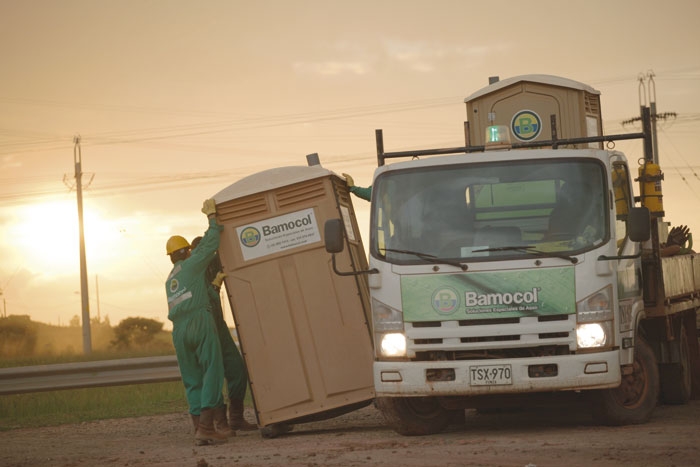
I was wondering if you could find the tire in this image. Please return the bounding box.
[375,396,451,436]
[660,319,692,405]
[590,337,659,426]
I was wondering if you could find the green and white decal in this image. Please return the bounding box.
[401,268,575,321]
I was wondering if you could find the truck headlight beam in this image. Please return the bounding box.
[380,333,407,358]
[576,322,607,348]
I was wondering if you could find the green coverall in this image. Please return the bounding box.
[202,254,249,401]
[166,217,224,416]
[207,281,249,400]
[349,185,372,201]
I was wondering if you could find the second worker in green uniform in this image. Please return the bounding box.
[191,236,257,432]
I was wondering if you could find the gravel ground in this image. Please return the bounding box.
[1,399,699,467]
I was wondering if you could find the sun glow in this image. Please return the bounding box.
[11,200,121,276]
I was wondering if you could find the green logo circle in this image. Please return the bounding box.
[432,287,459,315]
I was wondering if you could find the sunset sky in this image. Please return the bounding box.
[1,0,699,332]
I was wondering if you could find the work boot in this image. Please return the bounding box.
[190,414,200,431]
[213,405,236,438]
[194,408,228,446]
[228,398,257,431]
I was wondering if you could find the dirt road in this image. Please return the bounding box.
[1,398,698,467]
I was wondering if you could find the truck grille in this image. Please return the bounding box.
[406,314,575,361]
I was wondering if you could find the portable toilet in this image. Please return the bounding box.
[211,161,374,435]
[465,74,604,149]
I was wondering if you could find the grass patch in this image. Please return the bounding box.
[0,350,255,431]
[0,382,255,431]
[0,381,188,431]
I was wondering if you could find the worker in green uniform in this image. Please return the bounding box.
[190,236,257,432]
[342,173,371,201]
[165,198,229,446]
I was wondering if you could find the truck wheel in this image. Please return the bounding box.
[375,396,451,436]
[590,337,659,426]
[660,319,692,404]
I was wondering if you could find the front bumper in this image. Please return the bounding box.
[375,350,621,396]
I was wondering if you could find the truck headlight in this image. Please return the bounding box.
[576,286,613,349]
[380,332,407,358]
[576,322,608,348]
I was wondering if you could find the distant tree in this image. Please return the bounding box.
[0,315,38,357]
[111,317,164,349]
[69,315,80,327]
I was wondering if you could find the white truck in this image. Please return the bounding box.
[325,74,700,435]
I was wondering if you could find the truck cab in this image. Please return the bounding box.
[368,141,654,430]
[326,75,700,436]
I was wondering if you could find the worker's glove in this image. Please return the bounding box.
[342,173,355,188]
[667,225,690,247]
[202,199,217,217]
[212,271,227,288]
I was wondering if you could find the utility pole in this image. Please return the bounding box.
[73,136,92,355]
[0,268,18,319]
[623,71,677,165]
[647,72,660,164]
[95,274,101,323]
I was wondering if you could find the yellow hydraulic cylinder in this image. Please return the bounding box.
[637,161,664,216]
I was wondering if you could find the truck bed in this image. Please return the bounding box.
[645,253,700,318]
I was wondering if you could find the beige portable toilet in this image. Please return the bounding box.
[211,161,374,436]
[465,74,604,149]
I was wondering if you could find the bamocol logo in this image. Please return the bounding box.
[169,278,179,293]
[431,287,460,315]
[240,226,261,248]
[261,213,313,235]
[465,287,540,306]
[511,110,541,141]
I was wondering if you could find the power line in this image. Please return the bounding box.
[0,95,463,155]
[1,72,697,158]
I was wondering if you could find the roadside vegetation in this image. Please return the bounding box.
[0,315,250,431]
[0,314,173,363]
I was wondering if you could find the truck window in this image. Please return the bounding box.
[370,159,609,264]
[612,162,633,254]
[470,180,555,224]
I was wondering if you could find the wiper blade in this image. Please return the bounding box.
[472,245,578,264]
[382,248,468,270]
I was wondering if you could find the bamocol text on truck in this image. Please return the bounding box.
[325,74,700,435]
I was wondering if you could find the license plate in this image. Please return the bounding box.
[469,364,513,386]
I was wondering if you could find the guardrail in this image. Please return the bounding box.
[0,355,181,395]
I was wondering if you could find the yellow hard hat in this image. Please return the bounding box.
[166,235,190,255]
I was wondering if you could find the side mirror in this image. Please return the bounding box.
[324,218,345,253]
[628,207,651,242]
[324,218,378,276]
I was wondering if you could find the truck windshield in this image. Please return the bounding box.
[370,158,608,264]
